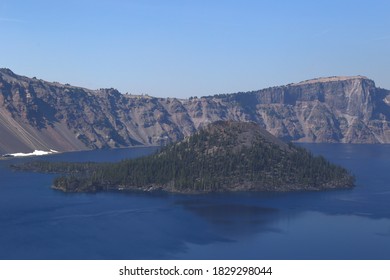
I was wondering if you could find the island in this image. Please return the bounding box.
[14,121,355,193]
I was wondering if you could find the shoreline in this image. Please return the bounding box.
[0,145,159,160]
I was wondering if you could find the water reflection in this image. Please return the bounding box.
[176,199,285,238]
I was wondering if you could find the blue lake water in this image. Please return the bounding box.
[0,144,389,260]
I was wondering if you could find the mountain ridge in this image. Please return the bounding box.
[1,68,390,154]
[292,75,369,86]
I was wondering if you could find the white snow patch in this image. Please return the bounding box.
[3,150,58,157]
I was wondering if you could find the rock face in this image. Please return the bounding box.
[1,69,390,154]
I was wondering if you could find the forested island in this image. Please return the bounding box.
[14,121,355,193]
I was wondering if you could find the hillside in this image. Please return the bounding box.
[1,68,390,154]
[16,121,355,193]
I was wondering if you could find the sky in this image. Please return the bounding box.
[1,0,389,98]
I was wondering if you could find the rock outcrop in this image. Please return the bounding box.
[1,69,390,154]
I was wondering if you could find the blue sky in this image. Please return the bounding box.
[1,0,389,98]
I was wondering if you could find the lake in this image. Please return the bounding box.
[0,144,389,259]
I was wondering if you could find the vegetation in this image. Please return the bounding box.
[14,121,355,193]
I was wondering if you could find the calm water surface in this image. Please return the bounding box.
[0,144,389,259]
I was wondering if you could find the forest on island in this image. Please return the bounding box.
[14,122,355,193]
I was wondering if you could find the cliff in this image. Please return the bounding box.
[1,69,390,154]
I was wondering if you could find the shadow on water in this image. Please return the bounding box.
[175,198,284,236]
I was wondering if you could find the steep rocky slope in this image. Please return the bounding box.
[1,69,390,154]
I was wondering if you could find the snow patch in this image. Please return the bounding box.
[2,149,58,157]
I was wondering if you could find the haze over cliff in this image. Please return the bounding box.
[1,68,390,154]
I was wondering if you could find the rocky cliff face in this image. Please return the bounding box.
[1,69,390,154]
